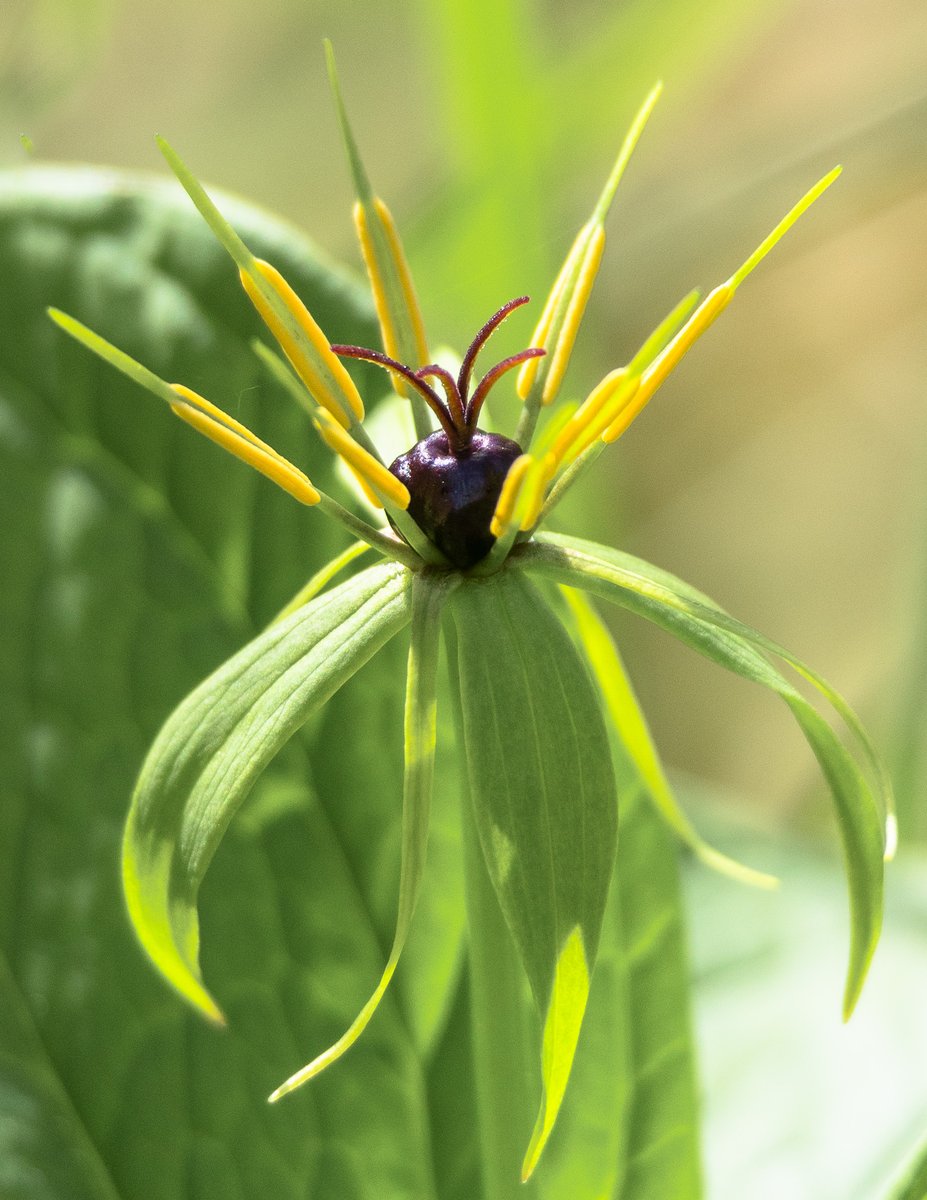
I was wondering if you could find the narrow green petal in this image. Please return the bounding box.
[123,561,412,1020]
[269,571,457,1101]
[516,535,885,1018]
[560,585,778,889]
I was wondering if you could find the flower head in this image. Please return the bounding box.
[49,46,893,1184]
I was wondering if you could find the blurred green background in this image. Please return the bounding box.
[3,1,927,1194]
[6,0,923,837]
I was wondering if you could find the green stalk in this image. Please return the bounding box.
[445,621,539,1200]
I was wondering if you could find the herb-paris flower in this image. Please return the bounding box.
[49,48,893,1183]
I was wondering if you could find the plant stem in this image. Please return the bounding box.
[445,620,539,1200]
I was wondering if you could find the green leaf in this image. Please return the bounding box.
[124,559,413,1022]
[1,164,454,1197]
[537,586,702,1200]
[450,570,618,1178]
[517,533,885,1019]
[268,571,456,1100]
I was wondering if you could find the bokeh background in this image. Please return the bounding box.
[6,0,923,839]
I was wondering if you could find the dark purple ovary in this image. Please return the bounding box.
[389,429,522,569]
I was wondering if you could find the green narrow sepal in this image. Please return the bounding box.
[517,534,886,1019]
[123,560,412,1021]
[560,585,778,890]
[451,571,618,1177]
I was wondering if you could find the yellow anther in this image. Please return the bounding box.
[314,409,410,510]
[517,225,591,401]
[359,198,430,380]
[519,456,556,531]
[345,463,385,510]
[240,260,364,427]
[490,454,535,539]
[374,200,429,364]
[169,385,320,506]
[602,285,732,445]
[541,224,606,406]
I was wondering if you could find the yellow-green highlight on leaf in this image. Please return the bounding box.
[522,925,590,1182]
[269,572,457,1103]
[561,586,778,890]
[122,829,224,1024]
[19,133,35,155]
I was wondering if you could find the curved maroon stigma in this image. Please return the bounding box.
[331,296,544,451]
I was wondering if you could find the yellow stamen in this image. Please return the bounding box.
[548,368,630,469]
[240,260,364,427]
[169,385,320,506]
[516,225,591,400]
[541,224,606,406]
[490,454,535,539]
[314,409,410,510]
[373,198,430,364]
[602,285,732,444]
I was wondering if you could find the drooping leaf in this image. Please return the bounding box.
[518,533,885,1018]
[451,570,618,1178]
[124,559,413,1022]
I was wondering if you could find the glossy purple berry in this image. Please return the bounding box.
[389,429,523,568]
[333,296,544,569]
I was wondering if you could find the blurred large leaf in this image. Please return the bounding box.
[0,165,464,1197]
[685,807,927,1200]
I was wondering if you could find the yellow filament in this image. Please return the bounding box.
[541,224,606,406]
[490,454,534,538]
[240,261,363,426]
[516,224,592,400]
[602,285,732,445]
[314,410,410,510]
[169,385,319,505]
